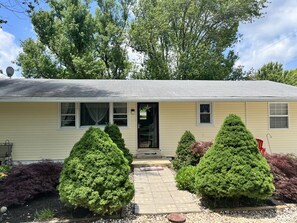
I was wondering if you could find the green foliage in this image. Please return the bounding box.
[173,131,196,170]
[0,165,10,174]
[195,114,274,200]
[130,0,268,80]
[35,208,55,221]
[225,66,253,81]
[58,127,134,215]
[104,124,133,166]
[17,0,132,79]
[255,62,286,83]
[0,165,11,180]
[284,69,297,86]
[175,166,196,193]
[253,62,297,86]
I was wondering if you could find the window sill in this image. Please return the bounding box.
[196,123,214,127]
[268,128,289,130]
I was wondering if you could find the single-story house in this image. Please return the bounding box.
[0,79,296,162]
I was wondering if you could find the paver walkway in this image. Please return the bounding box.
[133,167,201,214]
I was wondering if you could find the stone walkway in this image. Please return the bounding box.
[133,167,201,214]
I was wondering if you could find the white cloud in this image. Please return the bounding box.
[0,29,21,78]
[235,0,297,71]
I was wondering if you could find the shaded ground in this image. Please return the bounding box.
[2,192,100,223]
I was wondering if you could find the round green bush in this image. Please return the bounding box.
[175,165,196,193]
[104,124,133,166]
[58,127,134,215]
[195,114,274,200]
[173,130,196,170]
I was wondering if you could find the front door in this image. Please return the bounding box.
[137,103,159,148]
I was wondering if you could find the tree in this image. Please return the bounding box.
[253,62,297,86]
[255,62,285,82]
[129,0,268,80]
[225,66,253,81]
[172,130,196,170]
[104,124,133,166]
[58,127,134,215]
[17,0,132,79]
[285,68,297,86]
[195,114,274,200]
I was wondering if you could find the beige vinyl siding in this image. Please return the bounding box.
[159,102,297,156]
[0,102,137,161]
[159,102,246,156]
[264,102,297,154]
[0,101,296,161]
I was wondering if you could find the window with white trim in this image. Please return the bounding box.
[113,103,128,126]
[80,103,110,126]
[269,103,288,129]
[198,103,212,124]
[60,103,76,127]
[60,102,128,127]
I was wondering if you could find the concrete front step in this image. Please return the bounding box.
[132,159,172,168]
[136,149,162,159]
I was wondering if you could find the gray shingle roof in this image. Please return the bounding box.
[0,79,297,102]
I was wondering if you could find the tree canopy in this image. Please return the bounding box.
[252,62,297,86]
[17,0,133,79]
[129,0,268,80]
[16,0,270,79]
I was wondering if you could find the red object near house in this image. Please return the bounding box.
[256,138,266,155]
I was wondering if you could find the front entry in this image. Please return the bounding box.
[137,103,159,148]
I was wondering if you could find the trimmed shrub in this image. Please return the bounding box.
[173,131,196,170]
[58,127,134,215]
[175,166,196,193]
[104,124,133,166]
[0,161,62,207]
[191,141,213,164]
[195,114,274,200]
[264,153,297,203]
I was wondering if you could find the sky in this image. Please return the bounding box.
[0,0,297,78]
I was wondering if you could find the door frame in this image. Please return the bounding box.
[137,102,159,149]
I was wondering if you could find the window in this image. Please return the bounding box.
[60,102,128,127]
[113,103,128,126]
[60,103,76,127]
[198,103,212,124]
[80,103,109,126]
[269,103,289,128]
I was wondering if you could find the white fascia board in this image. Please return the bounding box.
[1,96,297,102]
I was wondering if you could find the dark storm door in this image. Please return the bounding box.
[137,103,159,148]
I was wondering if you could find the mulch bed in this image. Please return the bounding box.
[2,192,102,223]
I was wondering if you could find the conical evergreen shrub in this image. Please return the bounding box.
[104,124,133,166]
[58,127,134,215]
[195,114,274,200]
[173,130,196,170]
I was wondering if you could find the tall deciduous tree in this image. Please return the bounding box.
[17,0,133,79]
[129,0,268,80]
[253,62,297,86]
[225,66,253,81]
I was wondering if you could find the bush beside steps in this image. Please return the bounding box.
[58,127,134,215]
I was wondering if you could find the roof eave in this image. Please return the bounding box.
[1,96,297,103]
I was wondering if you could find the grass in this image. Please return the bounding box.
[35,208,55,221]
